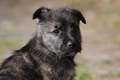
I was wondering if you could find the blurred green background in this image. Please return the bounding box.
[0,0,120,80]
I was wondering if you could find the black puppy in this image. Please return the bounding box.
[0,7,86,80]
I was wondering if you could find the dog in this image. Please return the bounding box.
[0,7,86,80]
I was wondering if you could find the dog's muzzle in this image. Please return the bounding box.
[64,41,80,56]
[67,41,74,48]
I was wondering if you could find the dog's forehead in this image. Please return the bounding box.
[51,8,78,23]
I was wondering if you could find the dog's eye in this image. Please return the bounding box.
[71,24,79,30]
[53,29,59,34]
[73,26,79,30]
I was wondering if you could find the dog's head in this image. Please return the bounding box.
[33,7,86,57]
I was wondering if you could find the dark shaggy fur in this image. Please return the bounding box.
[0,7,86,80]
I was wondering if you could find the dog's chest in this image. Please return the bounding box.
[40,61,75,80]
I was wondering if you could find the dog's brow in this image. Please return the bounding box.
[55,25,59,28]
[71,23,78,27]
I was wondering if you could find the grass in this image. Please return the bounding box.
[75,66,120,80]
[75,67,96,80]
[101,72,120,79]
[0,39,18,46]
[0,39,21,51]
[96,60,112,68]
[0,39,26,57]
[76,70,93,80]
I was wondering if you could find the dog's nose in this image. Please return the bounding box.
[67,41,74,48]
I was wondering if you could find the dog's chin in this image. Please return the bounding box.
[65,51,78,57]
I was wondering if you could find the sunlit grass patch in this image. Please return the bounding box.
[0,39,22,46]
[0,39,18,46]
[0,39,27,54]
[75,67,97,80]
[114,19,120,28]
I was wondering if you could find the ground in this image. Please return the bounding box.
[0,0,120,80]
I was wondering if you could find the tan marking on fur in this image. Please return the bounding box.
[66,68,75,80]
[41,63,52,73]
[41,63,52,80]
[22,53,33,66]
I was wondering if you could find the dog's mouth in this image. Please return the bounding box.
[62,46,81,57]
[64,50,79,57]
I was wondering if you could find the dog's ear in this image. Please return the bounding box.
[72,9,86,24]
[32,7,51,21]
